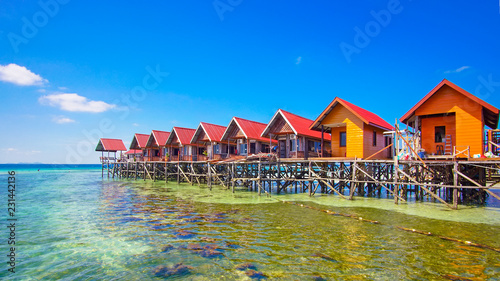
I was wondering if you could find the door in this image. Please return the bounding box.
[279,140,286,158]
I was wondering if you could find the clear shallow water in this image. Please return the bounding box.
[0,165,499,280]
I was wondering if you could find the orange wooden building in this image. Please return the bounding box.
[400,79,499,157]
[310,97,393,159]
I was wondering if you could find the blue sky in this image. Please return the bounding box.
[1,0,500,164]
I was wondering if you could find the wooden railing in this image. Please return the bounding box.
[453,146,470,158]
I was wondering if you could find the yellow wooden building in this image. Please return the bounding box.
[310,97,393,159]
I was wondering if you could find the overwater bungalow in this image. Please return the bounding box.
[190,122,233,161]
[124,149,142,161]
[145,130,171,161]
[261,109,332,159]
[165,127,202,161]
[309,97,393,159]
[129,133,150,161]
[220,117,277,156]
[95,138,127,161]
[400,79,499,157]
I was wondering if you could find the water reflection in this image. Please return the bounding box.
[58,178,500,280]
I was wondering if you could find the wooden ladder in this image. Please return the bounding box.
[444,134,453,155]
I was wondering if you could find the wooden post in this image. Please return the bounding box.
[269,134,272,154]
[144,161,147,181]
[189,163,193,185]
[349,160,357,199]
[101,151,104,178]
[231,162,235,193]
[453,161,459,209]
[177,163,180,183]
[135,162,138,180]
[153,163,157,182]
[321,125,324,158]
[165,163,168,183]
[107,151,110,179]
[394,158,399,204]
[308,161,312,196]
[258,159,262,196]
[394,122,399,204]
[208,162,212,190]
[277,160,281,193]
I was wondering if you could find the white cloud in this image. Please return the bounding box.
[0,63,48,86]
[296,56,302,65]
[58,86,68,90]
[38,89,47,93]
[132,123,140,127]
[39,93,116,113]
[6,148,16,152]
[444,66,470,74]
[53,116,75,124]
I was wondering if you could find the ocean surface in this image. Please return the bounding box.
[0,164,499,280]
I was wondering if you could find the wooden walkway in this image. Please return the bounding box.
[101,158,500,210]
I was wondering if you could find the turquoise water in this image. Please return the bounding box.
[0,164,499,280]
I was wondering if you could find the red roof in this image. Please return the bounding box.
[125,149,142,154]
[400,79,499,129]
[166,127,197,146]
[262,109,331,140]
[310,97,393,131]
[146,130,170,147]
[191,122,227,143]
[95,138,127,152]
[129,133,149,149]
[222,117,277,143]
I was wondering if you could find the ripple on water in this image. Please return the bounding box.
[1,169,499,280]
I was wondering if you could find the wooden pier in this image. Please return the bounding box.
[101,158,500,210]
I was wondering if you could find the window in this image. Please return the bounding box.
[261,144,269,153]
[289,139,296,151]
[435,126,445,143]
[308,141,321,152]
[214,144,220,154]
[373,131,377,146]
[340,132,347,147]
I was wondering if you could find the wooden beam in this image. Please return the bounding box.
[365,143,393,160]
[397,168,454,209]
[357,165,406,202]
[455,169,500,201]
[309,168,347,199]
